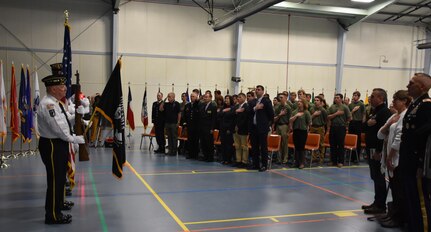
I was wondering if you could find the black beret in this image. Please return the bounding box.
[42,63,67,87]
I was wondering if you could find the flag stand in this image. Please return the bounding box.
[19,139,27,157]
[0,137,9,168]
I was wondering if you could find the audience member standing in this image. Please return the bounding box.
[327,93,351,167]
[398,73,431,231]
[273,93,292,165]
[160,92,181,156]
[199,93,217,162]
[233,93,249,167]
[363,88,391,214]
[248,85,274,172]
[289,99,311,169]
[152,92,165,153]
[348,91,365,163]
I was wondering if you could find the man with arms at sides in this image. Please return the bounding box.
[248,85,275,172]
[38,63,85,224]
[160,92,181,156]
[152,92,165,153]
[363,88,391,215]
[398,73,431,231]
[348,91,365,163]
[327,93,351,168]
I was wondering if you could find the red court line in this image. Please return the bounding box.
[271,170,368,205]
[189,215,366,232]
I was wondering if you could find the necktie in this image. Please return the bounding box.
[59,102,73,135]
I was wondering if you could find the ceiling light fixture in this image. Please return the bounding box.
[351,0,375,3]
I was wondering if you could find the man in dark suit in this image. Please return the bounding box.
[363,88,391,215]
[152,92,165,153]
[199,92,217,162]
[183,92,200,159]
[248,85,274,172]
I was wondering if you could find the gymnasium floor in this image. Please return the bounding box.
[0,137,404,232]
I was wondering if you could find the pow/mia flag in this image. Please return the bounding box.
[93,58,126,179]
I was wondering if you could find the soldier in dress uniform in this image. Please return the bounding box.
[152,92,165,153]
[38,63,85,224]
[183,92,200,159]
[398,73,431,232]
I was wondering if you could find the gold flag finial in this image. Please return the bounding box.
[64,10,69,23]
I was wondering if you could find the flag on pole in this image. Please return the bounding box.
[10,64,20,143]
[227,88,230,95]
[67,143,76,189]
[311,89,315,103]
[32,69,40,138]
[141,86,148,129]
[26,67,33,142]
[185,86,190,102]
[0,61,7,143]
[62,20,72,98]
[92,58,126,179]
[365,91,369,105]
[126,86,135,130]
[18,65,29,142]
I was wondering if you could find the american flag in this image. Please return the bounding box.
[62,22,72,98]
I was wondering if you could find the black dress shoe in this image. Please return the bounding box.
[364,206,386,214]
[64,201,74,206]
[259,167,267,172]
[380,219,402,228]
[61,203,73,211]
[45,214,72,224]
[361,203,374,209]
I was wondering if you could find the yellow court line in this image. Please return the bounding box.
[270,218,280,222]
[125,161,189,232]
[184,209,363,225]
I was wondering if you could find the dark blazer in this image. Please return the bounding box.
[234,102,249,135]
[152,101,164,125]
[220,106,235,133]
[248,96,275,133]
[183,101,200,128]
[364,103,391,152]
[199,101,217,131]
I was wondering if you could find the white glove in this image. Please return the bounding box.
[73,135,85,144]
[76,105,85,115]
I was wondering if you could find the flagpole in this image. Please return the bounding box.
[171,83,174,92]
[0,137,9,168]
[127,82,131,149]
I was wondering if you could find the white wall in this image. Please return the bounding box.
[0,1,427,131]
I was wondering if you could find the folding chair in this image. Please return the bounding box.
[267,134,281,170]
[344,134,358,166]
[140,127,156,150]
[178,126,188,154]
[323,133,330,156]
[305,133,321,167]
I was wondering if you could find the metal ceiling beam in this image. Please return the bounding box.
[212,0,284,31]
[384,0,431,21]
[378,11,425,17]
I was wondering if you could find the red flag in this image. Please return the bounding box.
[67,143,76,189]
[10,64,20,142]
[126,86,135,130]
[141,86,148,129]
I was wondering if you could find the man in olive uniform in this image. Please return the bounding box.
[310,95,327,164]
[327,93,351,167]
[183,92,200,159]
[38,63,85,224]
[273,93,292,165]
[348,91,365,162]
[199,92,217,162]
[398,73,431,231]
[152,92,165,153]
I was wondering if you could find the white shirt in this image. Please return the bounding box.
[378,109,406,177]
[38,94,76,142]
